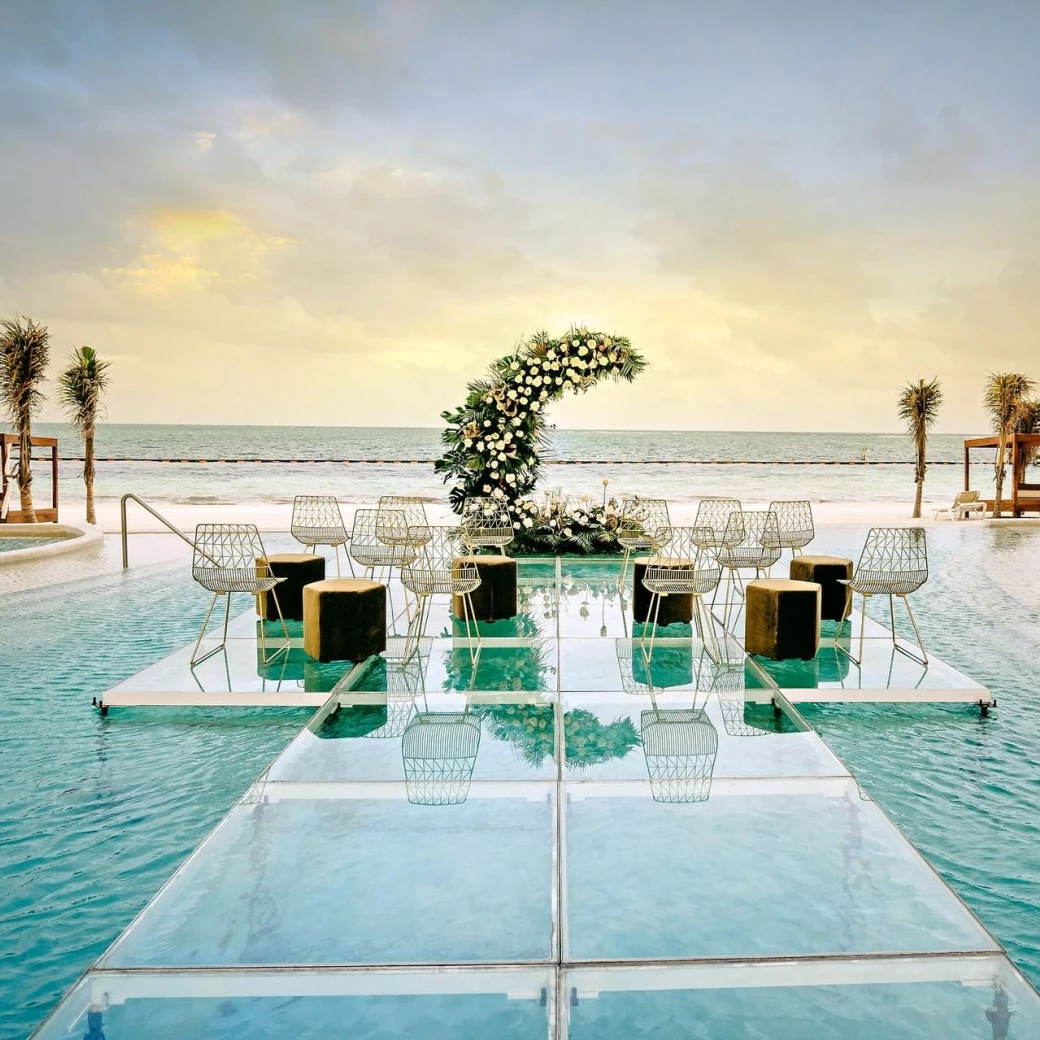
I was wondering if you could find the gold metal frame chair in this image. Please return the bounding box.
[291,495,353,576]
[639,526,723,662]
[400,526,482,663]
[769,499,814,558]
[616,497,672,594]
[837,527,929,666]
[459,496,514,554]
[190,523,290,668]
[713,510,782,625]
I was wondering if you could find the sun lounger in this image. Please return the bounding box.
[935,490,985,520]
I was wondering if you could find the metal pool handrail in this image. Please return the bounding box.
[120,493,217,568]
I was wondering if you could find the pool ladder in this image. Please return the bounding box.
[120,493,209,568]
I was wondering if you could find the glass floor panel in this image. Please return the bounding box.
[37,554,1039,1037]
[564,956,1040,1039]
[33,967,555,1040]
[564,779,997,962]
[559,692,844,781]
[102,785,555,968]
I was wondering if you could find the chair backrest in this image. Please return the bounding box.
[768,500,814,547]
[955,490,979,505]
[193,523,266,579]
[379,495,427,528]
[856,527,928,582]
[640,708,719,803]
[291,495,347,537]
[411,525,467,570]
[645,526,722,592]
[460,496,513,545]
[619,497,672,544]
[693,499,744,547]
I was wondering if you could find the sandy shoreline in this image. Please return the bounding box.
[95,498,1040,534]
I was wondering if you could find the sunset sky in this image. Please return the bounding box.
[3,0,1039,432]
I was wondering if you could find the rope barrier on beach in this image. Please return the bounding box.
[58,457,964,466]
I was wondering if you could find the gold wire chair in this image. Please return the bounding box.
[459,496,514,554]
[190,523,290,668]
[837,527,929,666]
[769,499,814,558]
[400,526,482,662]
[290,495,353,576]
[692,498,745,551]
[639,526,723,662]
[713,510,782,625]
[616,497,672,594]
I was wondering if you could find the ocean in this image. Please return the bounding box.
[28,424,1006,510]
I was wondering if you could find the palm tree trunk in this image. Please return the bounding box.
[84,428,96,525]
[912,441,925,519]
[993,436,1006,518]
[17,414,36,523]
[913,478,923,519]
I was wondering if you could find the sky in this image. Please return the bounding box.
[2,0,1039,433]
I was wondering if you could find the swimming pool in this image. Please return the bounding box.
[0,537,66,552]
[5,525,1040,1037]
[0,541,312,1040]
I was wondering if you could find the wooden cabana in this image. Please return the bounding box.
[0,433,59,523]
[964,433,1040,517]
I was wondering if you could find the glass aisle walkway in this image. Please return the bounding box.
[35,558,1040,1038]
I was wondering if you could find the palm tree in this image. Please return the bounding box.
[1012,398,1040,494]
[58,346,111,525]
[0,316,51,523]
[897,377,943,519]
[983,372,1035,517]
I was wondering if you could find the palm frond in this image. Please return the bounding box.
[57,346,111,433]
[0,316,51,425]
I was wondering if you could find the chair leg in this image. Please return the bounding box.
[190,591,222,667]
[462,591,481,666]
[836,592,869,666]
[641,593,663,661]
[617,547,632,595]
[333,544,342,578]
[264,586,292,665]
[896,594,928,665]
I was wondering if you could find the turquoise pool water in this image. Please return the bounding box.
[5,525,1040,1038]
[0,537,65,552]
[0,547,311,1040]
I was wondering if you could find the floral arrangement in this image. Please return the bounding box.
[435,326,647,554]
[476,703,640,770]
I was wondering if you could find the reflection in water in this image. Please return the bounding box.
[713,664,769,738]
[401,712,482,806]
[640,708,719,803]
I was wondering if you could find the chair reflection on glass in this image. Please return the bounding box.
[640,708,719,802]
[712,662,769,737]
[335,637,431,739]
[460,496,514,554]
[769,500,814,558]
[713,510,782,625]
[401,710,482,805]
[190,523,290,668]
[616,497,672,594]
[837,527,929,666]
[291,495,353,577]
[639,526,723,662]
[400,526,481,663]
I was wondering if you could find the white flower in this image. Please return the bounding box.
[564,527,573,537]
[510,360,519,369]
[523,517,534,528]
[578,345,588,356]
[571,339,579,346]
[483,484,491,492]
[533,375,542,386]
[492,487,504,497]
[499,452,507,460]
[476,441,484,451]
[484,420,491,427]
[539,390,547,399]
[556,377,563,385]
[515,430,524,438]
[547,348,556,359]
[513,521,521,529]
[506,472,516,484]
[531,401,540,411]
[586,339,595,348]
[507,388,517,399]
[490,460,499,469]
[463,438,472,448]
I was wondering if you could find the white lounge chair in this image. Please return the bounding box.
[935,491,985,521]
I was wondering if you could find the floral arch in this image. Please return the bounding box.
[435,326,647,552]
